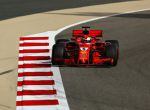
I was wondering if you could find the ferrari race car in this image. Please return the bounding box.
[52,26,119,66]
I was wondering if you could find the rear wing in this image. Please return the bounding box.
[73,30,103,37]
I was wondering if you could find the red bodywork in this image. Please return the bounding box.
[64,29,113,66]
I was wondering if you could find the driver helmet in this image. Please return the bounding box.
[85,37,91,42]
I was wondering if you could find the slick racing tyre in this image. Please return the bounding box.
[105,40,119,48]
[106,44,118,66]
[52,43,65,65]
[56,39,70,44]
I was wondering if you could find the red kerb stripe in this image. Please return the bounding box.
[18,72,53,77]
[18,64,51,68]
[17,90,57,96]
[20,43,49,46]
[19,56,50,61]
[19,49,49,53]
[17,80,55,86]
[20,37,48,40]
[16,100,59,106]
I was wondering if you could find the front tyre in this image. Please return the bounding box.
[106,44,119,66]
[105,40,119,48]
[52,44,66,65]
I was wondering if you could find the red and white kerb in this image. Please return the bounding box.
[17,36,69,110]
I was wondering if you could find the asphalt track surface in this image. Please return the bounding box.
[0,0,134,21]
[56,10,150,110]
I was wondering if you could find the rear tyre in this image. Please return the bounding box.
[106,44,118,66]
[56,39,69,44]
[52,44,66,65]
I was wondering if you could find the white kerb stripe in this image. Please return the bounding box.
[16,105,69,110]
[19,40,49,43]
[18,61,50,64]
[16,95,56,101]
[19,46,49,50]
[17,85,55,91]
[18,68,51,73]
[18,76,53,81]
[19,53,50,57]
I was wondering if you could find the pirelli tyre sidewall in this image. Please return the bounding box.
[52,43,66,65]
[105,40,119,48]
[106,41,119,66]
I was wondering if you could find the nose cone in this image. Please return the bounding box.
[79,47,89,64]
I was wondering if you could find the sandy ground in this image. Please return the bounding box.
[0,0,150,110]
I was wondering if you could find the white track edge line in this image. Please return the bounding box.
[55,8,150,35]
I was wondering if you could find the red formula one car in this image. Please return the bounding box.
[52,26,119,66]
